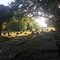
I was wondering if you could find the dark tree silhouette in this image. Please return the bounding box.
[0,5,13,35]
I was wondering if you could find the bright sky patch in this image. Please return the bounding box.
[0,0,14,6]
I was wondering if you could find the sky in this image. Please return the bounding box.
[0,0,14,6]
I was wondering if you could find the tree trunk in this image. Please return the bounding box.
[0,23,2,36]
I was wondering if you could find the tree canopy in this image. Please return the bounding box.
[0,5,13,23]
[0,0,60,32]
[9,0,60,20]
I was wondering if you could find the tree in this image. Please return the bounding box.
[0,5,13,35]
[22,16,38,31]
[10,0,60,31]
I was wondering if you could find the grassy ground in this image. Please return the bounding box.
[0,32,60,60]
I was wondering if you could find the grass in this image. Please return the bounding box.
[0,40,18,44]
[0,34,33,45]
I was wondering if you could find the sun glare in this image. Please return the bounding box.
[35,16,47,27]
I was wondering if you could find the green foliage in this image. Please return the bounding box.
[22,16,37,31]
[2,17,20,31]
[2,16,39,32]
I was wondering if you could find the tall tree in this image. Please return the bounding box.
[0,5,13,35]
[10,0,60,31]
